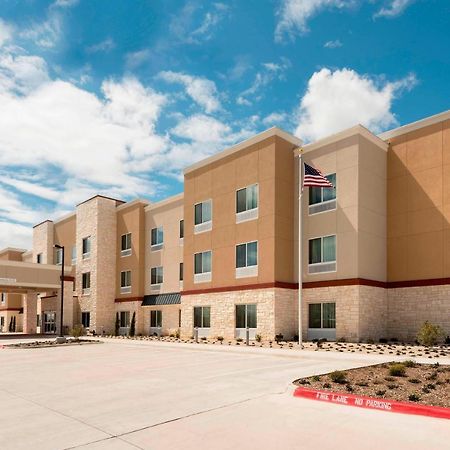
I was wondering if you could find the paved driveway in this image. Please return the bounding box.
[0,338,448,450]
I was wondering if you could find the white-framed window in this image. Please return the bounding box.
[71,246,76,264]
[150,310,162,328]
[309,173,336,215]
[82,236,91,259]
[150,266,163,286]
[81,311,90,328]
[235,241,258,278]
[121,233,132,257]
[308,235,336,274]
[236,184,258,223]
[309,303,336,329]
[119,311,130,328]
[36,253,42,264]
[120,270,132,294]
[151,227,164,250]
[235,304,257,329]
[82,272,91,295]
[194,250,212,283]
[194,200,212,234]
[194,306,211,328]
[55,247,63,266]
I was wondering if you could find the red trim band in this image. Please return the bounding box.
[294,387,450,420]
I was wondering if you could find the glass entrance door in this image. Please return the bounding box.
[43,311,56,334]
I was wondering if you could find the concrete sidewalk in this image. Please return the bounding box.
[1,338,448,450]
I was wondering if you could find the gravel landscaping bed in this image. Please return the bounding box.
[4,339,102,349]
[294,361,450,408]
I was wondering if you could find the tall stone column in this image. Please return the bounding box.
[23,291,38,334]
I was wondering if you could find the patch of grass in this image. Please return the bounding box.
[403,360,416,368]
[311,375,321,382]
[408,393,421,402]
[389,363,406,377]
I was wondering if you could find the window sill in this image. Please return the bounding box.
[120,286,131,294]
[308,262,336,274]
[194,272,211,283]
[236,266,258,278]
[151,244,163,252]
[82,289,90,296]
[82,253,90,260]
[121,249,132,257]
[150,284,162,291]
[236,208,258,224]
[194,221,212,234]
[179,238,184,246]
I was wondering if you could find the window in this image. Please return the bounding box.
[308,303,336,329]
[82,272,91,294]
[82,236,91,259]
[55,248,62,265]
[179,262,184,281]
[194,251,212,283]
[1,293,5,303]
[71,246,76,264]
[194,306,210,328]
[308,235,336,274]
[150,310,162,328]
[236,241,258,278]
[179,220,184,238]
[37,314,40,327]
[309,173,336,214]
[194,200,212,233]
[119,311,130,328]
[151,227,164,249]
[120,270,132,293]
[81,312,90,328]
[235,304,257,329]
[151,266,163,285]
[121,233,132,256]
[36,253,42,264]
[236,184,258,222]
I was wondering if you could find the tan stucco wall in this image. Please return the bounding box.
[116,203,146,299]
[387,119,450,281]
[54,215,76,266]
[145,196,184,295]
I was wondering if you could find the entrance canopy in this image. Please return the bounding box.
[0,260,71,293]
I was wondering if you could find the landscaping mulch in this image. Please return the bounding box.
[5,339,102,349]
[294,362,450,408]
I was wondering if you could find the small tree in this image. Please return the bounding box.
[12,316,16,332]
[115,312,120,336]
[8,317,13,332]
[129,312,136,337]
[417,321,444,347]
[70,324,86,340]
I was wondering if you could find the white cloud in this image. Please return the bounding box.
[262,112,288,126]
[20,10,62,48]
[86,37,115,54]
[125,49,151,69]
[53,0,79,7]
[0,221,33,249]
[0,19,13,47]
[294,68,417,142]
[374,0,413,18]
[158,71,221,113]
[324,39,343,48]
[275,0,355,41]
[237,57,291,106]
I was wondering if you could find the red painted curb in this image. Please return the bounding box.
[293,386,450,420]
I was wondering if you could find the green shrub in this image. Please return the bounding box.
[366,338,374,344]
[346,384,353,392]
[255,334,262,342]
[70,324,85,339]
[389,363,406,377]
[311,375,321,382]
[217,336,224,341]
[387,384,398,389]
[329,370,347,384]
[408,393,420,402]
[236,338,243,342]
[375,390,386,396]
[201,336,207,341]
[403,360,416,368]
[408,378,421,384]
[417,321,444,347]
[114,313,120,336]
[323,382,331,388]
[275,333,283,343]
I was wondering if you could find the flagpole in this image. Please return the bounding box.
[298,149,303,348]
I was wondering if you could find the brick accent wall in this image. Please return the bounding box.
[388,286,450,341]
[33,221,54,264]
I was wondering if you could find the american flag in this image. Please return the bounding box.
[303,162,334,188]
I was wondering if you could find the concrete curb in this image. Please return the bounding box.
[294,386,450,420]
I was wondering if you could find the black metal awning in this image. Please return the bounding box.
[142,292,181,306]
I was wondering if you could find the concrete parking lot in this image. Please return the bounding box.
[0,338,449,450]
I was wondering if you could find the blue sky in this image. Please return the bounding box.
[0,0,448,248]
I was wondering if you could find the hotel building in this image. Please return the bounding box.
[0,109,449,342]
